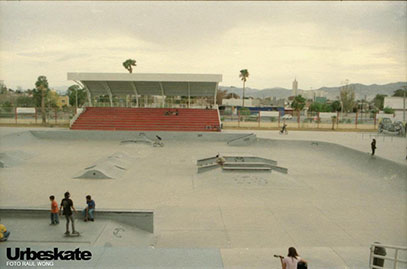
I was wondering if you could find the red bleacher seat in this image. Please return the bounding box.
[70,107,221,132]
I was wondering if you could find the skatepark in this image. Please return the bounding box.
[0,127,406,268]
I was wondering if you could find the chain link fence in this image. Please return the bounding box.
[0,107,77,125]
[220,110,379,130]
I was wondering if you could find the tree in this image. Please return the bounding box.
[340,84,355,113]
[309,102,332,112]
[291,95,306,111]
[16,96,35,107]
[35,76,49,124]
[373,94,387,110]
[393,87,407,97]
[47,91,60,108]
[239,107,251,116]
[123,59,137,73]
[330,100,341,112]
[0,83,7,94]
[383,106,394,114]
[1,101,13,112]
[67,85,87,108]
[239,69,249,107]
[308,102,322,112]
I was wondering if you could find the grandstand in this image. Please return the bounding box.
[68,73,222,132]
[71,107,220,131]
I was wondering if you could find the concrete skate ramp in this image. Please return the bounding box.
[0,208,154,233]
[227,133,257,146]
[258,138,407,181]
[0,130,38,147]
[120,132,155,146]
[30,130,252,142]
[74,152,131,179]
[0,150,34,168]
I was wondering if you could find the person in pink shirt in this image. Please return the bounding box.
[279,247,308,269]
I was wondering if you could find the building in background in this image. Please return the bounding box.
[57,95,70,108]
[384,96,406,122]
[222,98,258,107]
[292,78,298,96]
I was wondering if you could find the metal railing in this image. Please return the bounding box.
[369,243,407,269]
[69,107,85,127]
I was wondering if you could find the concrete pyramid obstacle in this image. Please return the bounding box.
[120,133,155,146]
[74,152,132,179]
[0,150,34,168]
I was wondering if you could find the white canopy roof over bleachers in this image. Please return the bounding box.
[67,72,222,98]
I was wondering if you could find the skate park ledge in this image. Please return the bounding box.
[0,207,154,233]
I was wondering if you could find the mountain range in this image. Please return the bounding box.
[52,82,406,101]
[219,82,407,101]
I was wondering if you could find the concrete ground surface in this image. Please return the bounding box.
[0,127,406,268]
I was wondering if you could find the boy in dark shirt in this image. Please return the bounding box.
[59,191,78,235]
[371,139,377,156]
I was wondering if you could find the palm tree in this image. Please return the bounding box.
[35,76,49,124]
[122,59,137,73]
[239,69,249,107]
[291,95,306,111]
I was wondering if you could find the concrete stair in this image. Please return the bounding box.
[70,107,221,132]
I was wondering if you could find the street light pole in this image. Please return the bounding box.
[402,90,406,123]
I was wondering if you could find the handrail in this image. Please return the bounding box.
[216,107,222,129]
[369,243,407,269]
[69,107,86,128]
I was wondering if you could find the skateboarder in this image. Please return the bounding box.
[279,247,307,269]
[280,123,288,134]
[59,191,78,235]
[371,139,377,156]
[216,154,226,166]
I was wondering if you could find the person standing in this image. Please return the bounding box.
[49,195,59,225]
[279,247,307,269]
[83,195,96,222]
[59,191,78,235]
[371,139,377,156]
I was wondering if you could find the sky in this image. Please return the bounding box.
[0,1,406,91]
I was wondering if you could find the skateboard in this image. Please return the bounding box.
[64,232,81,237]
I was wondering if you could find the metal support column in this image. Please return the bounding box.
[214,83,218,106]
[130,82,139,107]
[80,81,93,107]
[159,82,165,108]
[101,82,113,107]
[187,82,191,108]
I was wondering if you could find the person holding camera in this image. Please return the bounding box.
[277,247,308,269]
